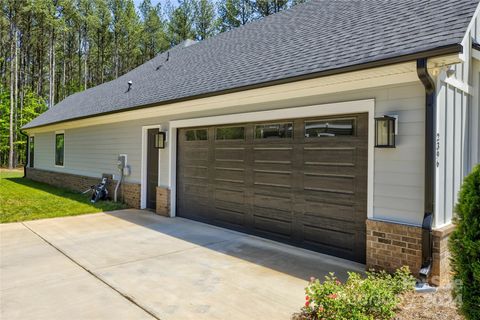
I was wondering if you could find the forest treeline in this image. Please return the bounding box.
[0,0,305,168]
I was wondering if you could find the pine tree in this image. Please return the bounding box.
[167,0,194,45]
[193,0,215,40]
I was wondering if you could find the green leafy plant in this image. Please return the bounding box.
[449,164,480,320]
[297,266,415,320]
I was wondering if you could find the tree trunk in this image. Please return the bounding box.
[8,23,15,169]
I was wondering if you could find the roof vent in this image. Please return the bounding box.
[127,80,133,92]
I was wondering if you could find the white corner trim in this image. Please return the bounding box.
[140,124,162,209]
[168,99,375,220]
[461,1,480,47]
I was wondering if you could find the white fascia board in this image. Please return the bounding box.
[25,62,417,134]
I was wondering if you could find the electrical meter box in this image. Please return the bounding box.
[117,154,127,170]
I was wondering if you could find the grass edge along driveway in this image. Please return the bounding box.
[0,169,125,223]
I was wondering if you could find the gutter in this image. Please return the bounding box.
[19,130,29,178]
[416,58,435,284]
[24,44,462,130]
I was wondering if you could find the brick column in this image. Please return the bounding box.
[366,219,455,286]
[156,187,171,217]
[366,219,422,274]
[431,224,456,286]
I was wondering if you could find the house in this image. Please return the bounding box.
[23,0,480,285]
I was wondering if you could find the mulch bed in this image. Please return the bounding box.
[292,285,463,320]
[394,286,463,320]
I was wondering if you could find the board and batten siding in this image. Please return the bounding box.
[31,81,426,226]
[433,13,480,228]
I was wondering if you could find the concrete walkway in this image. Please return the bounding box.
[0,210,364,320]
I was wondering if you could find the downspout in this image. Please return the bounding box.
[416,58,435,283]
[19,130,29,178]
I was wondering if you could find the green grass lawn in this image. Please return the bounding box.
[0,169,125,223]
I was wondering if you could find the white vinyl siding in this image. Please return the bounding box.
[31,81,426,226]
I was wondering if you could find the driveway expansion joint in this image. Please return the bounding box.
[20,222,161,320]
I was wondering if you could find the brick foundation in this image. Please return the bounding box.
[366,219,455,286]
[155,187,171,217]
[26,168,141,209]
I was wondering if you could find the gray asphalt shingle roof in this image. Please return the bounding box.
[25,0,479,129]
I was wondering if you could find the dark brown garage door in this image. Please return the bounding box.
[177,113,368,262]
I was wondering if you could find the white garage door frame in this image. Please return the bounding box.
[168,99,375,219]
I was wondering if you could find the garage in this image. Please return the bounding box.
[177,113,368,263]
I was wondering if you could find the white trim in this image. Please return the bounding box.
[439,71,473,94]
[460,2,480,61]
[473,48,480,61]
[141,125,162,209]
[54,130,65,168]
[168,99,375,219]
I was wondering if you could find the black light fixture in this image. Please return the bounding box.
[154,131,166,149]
[375,115,396,148]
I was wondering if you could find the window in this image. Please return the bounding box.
[29,136,34,168]
[55,133,64,166]
[305,118,355,137]
[216,126,245,140]
[255,122,293,139]
[185,129,208,141]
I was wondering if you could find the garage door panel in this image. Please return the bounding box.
[253,192,293,212]
[214,167,245,184]
[253,147,294,162]
[215,147,246,162]
[214,208,246,226]
[303,172,355,194]
[183,165,208,179]
[177,113,368,263]
[183,183,209,198]
[253,214,293,238]
[253,170,293,189]
[303,224,355,253]
[304,201,355,223]
[303,147,356,165]
[182,147,209,161]
[214,188,245,204]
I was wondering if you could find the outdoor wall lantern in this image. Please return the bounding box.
[154,131,166,149]
[375,115,397,148]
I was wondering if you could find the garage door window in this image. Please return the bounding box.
[185,129,208,141]
[305,119,355,137]
[255,122,293,139]
[216,126,245,140]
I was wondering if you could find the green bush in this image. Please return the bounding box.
[449,164,480,320]
[297,266,415,320]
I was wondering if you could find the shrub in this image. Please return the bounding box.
[449,164,480,320]
[297,266,415,320]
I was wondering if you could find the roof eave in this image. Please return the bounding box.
[24,43,463,131]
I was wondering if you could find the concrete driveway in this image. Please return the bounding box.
[1,209,363,320]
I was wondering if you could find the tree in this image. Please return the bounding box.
[254,0,288,17]
[139,0,168,60]
[217,0,252,31]
[167,0,194,45]
[193,0,215,40]
[0,0,307,167]
[449,165,480,320]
